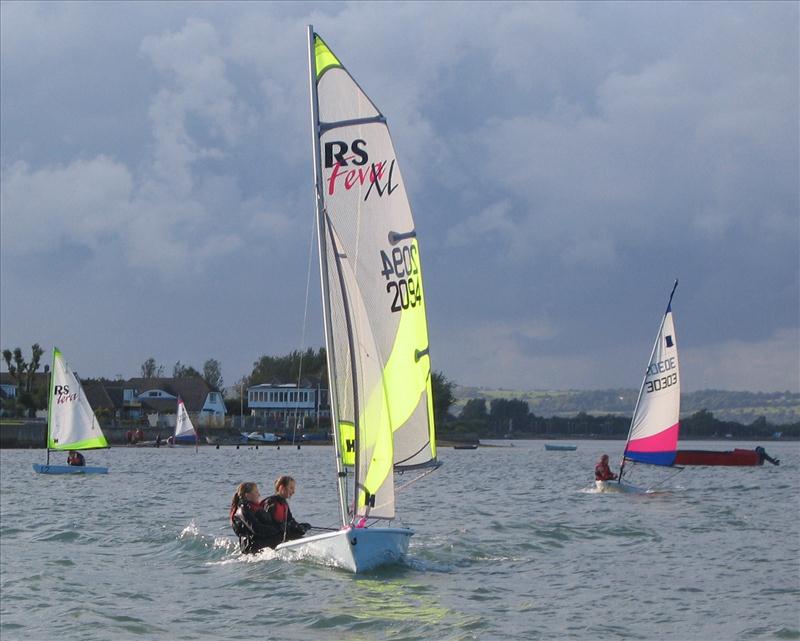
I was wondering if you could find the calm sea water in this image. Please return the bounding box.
[1,440,798,641]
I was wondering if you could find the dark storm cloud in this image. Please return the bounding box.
[1,1,797,392]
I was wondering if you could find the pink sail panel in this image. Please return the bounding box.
[625,422,679,466]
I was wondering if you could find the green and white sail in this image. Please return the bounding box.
[48,347,108,450]
[310,33,437,522]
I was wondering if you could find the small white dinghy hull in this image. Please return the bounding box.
[594,479,646,494]
[275,527,413,573]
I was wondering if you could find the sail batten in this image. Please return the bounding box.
[319,116,387,134]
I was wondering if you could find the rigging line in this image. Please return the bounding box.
[646,466,684,492]
[395,465,439,493]
[293,207,318,440]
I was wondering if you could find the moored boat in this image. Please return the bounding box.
[545,444,577,451]
[674,447,779,466]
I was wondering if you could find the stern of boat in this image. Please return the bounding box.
[275,526,413,573]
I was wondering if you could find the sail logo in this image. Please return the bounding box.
[54,385,78,404]
[323,139,397,200]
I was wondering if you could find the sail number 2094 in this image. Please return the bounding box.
[380,246,422,313]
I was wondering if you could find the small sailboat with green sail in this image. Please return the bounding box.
[274,28,440,572]
[32,347,109,475]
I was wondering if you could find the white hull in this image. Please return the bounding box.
[275,527,413,573]
[594,479,646,494]
[242,432,280,443]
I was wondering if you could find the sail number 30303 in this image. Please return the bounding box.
[646,372,677,394]
[380,246,422,312]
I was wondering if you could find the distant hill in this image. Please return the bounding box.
[452,387,800,426]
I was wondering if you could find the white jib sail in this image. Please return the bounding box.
[175,398,196,439]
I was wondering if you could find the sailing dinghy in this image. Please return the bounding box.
[275,28,440,572]
[596,281,681,493]
[32,347,109,475]
[172,398,199,451]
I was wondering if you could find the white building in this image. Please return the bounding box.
[247,383,328,422]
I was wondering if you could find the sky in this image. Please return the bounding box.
[1,1,798,394]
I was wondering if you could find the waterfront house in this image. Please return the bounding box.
[100,377,226,427]
[247,381,329,428]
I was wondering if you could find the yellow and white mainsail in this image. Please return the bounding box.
[48,347,108,450]
[309,32,437,523]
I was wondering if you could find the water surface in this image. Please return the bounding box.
[1,440,798,640]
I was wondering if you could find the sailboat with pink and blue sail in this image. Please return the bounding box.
[596,280,682,493]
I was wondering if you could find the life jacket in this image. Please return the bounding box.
[266,496,289,523]
[595,462,614,481]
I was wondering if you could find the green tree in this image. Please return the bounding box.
[431,371,455,425]
[140,358,164,378]
[460,398,487,421]
[249,348,327,386]
[489,398,529,434]
[2,343,45,417]
[203,358,224,391]
[173,361,201,378]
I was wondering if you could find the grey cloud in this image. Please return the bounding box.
[1,1,796,393]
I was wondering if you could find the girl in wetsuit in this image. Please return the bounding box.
[229,482,283,553]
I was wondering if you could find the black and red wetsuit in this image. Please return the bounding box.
[263,495,308,543]
[67,452,85,467]
[230,499,283,554]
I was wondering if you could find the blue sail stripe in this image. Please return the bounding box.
[624,450,676,466]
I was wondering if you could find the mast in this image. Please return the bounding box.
[619,279,678,481]
[307,25,349,526]
[45,347,55,466]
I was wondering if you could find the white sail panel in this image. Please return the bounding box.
[624,306,680,466]
[318,67,380,124]
[325,221,395,519]
[48,348,108,450]
[175,399,196,438]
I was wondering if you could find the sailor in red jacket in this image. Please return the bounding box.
[263,475,310,544]
[595,454,617,481]
[67,450,85,467]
